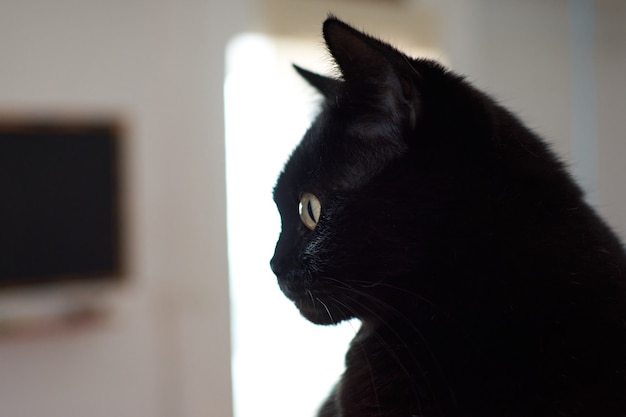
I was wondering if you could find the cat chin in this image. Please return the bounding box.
[295,298,352,326]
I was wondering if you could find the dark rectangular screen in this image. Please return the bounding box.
[0,120,122,287]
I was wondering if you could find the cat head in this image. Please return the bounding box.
[270,17,566,325]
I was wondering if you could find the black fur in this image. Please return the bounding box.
[270,17,626,417]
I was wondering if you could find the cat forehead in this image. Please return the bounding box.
[274,106,406,202]
[275,118,330,194]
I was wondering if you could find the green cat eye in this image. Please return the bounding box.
[299,193,321,230]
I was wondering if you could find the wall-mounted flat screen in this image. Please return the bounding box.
[0,119,123,287]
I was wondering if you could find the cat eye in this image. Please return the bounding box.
[299,193,321,230]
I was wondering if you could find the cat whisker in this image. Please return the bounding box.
[306,288,316,306]
[345,278,437,308]
[325,294,351,317]
[316,296,335,323]
[322,275,433,321]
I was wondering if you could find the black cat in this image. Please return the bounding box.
[270,17,626,417]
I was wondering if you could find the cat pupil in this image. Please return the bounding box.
[307,201,316,223]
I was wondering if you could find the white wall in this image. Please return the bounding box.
[0,1,251,416]
[594,0,626,237]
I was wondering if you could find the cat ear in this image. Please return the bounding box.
[293,64,341,99]
[322,17,418,128]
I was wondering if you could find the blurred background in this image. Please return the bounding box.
[0,1,624,417]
